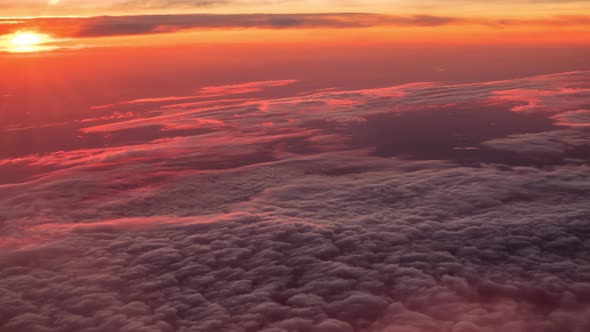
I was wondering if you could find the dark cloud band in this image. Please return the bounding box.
[2,13,590,39]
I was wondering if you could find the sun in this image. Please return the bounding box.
[11,33,42,47]
[3,32,55,53]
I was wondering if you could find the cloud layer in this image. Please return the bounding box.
[1,154,590,332]
[1,71,590,332]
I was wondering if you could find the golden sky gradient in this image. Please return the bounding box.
[0,1,589,53]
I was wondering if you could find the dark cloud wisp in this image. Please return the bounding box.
[2,12,590,40]
[0,13,462,39]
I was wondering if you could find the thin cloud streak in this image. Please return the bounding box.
[117,80,297,105]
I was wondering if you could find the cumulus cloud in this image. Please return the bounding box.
[1,153,590,331]
[1,71,590,332]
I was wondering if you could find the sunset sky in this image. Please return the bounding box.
[1,0,590,52]
[1,0,589,127]
[1,1,590,332]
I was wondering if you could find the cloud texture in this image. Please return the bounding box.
[1,71,590,332]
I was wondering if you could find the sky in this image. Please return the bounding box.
[1,0,590,16]
[1,1,590,332]
[1,0,590,50]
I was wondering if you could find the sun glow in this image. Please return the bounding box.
[4,32,53,53]
[11,33,41,47]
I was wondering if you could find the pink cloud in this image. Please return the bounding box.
[3,70,590,188]
[90,79,297,110]
[552,109,590,127]
[199,79,297,95]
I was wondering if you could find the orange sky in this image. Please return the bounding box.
[0,0,589,117]
[0,1,589,53]
[0,15,589,54]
